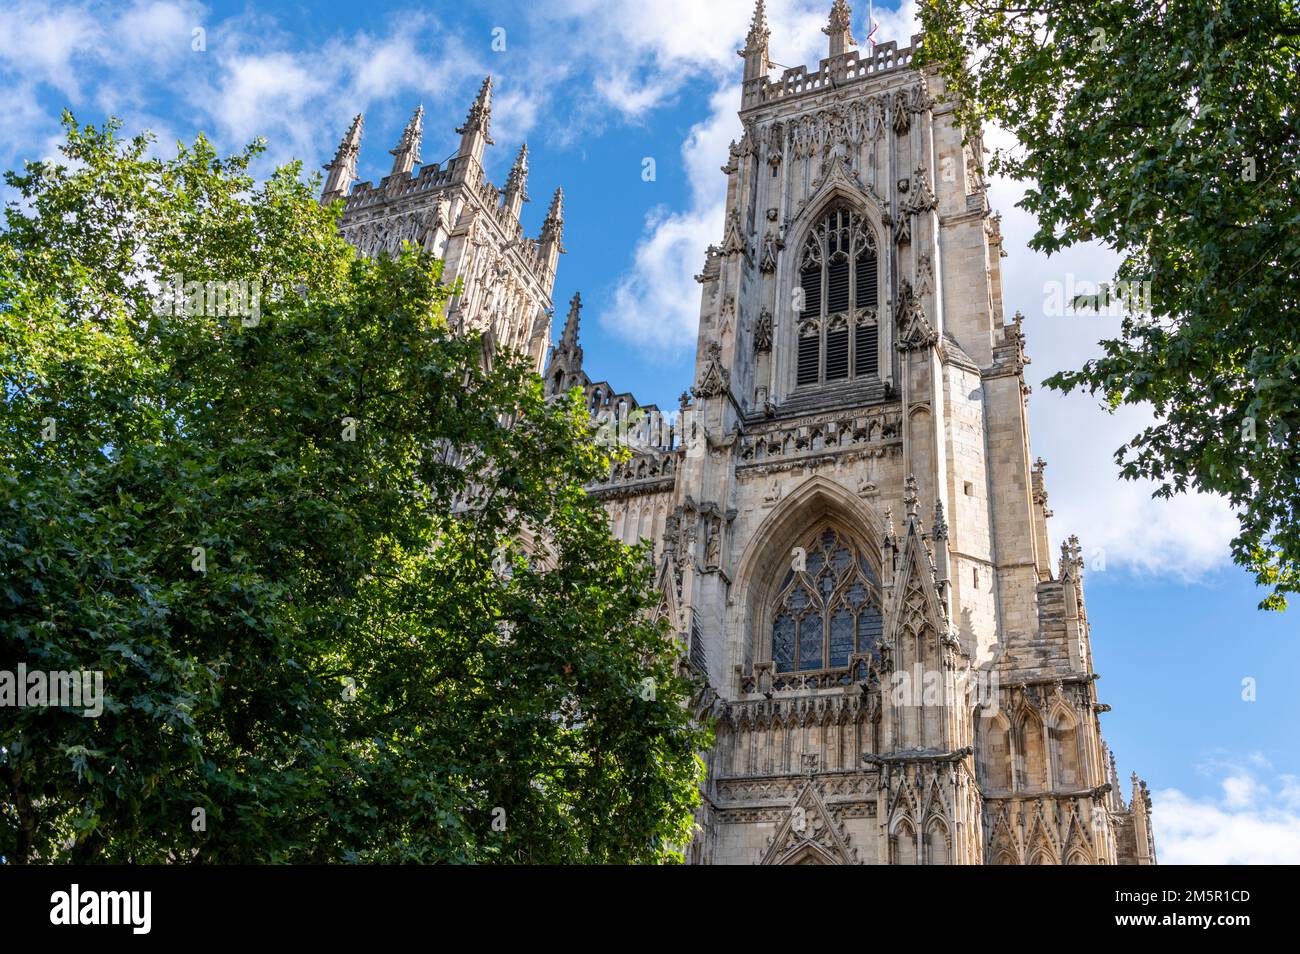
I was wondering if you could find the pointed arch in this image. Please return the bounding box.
[777,843,838,865]
[987,808,1020,865]
[785,162,888,258]
[776,171,888,400]
[976,709,1013,792]
[731,476,885,675]
[1049,705,1083,790]
[786,199,884,391]
[1015,707,1048,792]
[766,522,881,677]
[891,818,919,865]
[1063,812,1096,866]
[925,817,951,865]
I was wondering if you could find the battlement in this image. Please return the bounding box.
[345,159,459,208]
[754,36,921,110]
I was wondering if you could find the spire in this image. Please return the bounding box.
[322,113,363,201]
[389,105,423,176]
[545,291,584,396]
[824,0,857,58]
[744,0,770,52]
[457,76,494,146]
[541,186,564,240]
[739,0,771,100]
[539,186,564,275]
[561,291,581,348]
[503,142,530,218]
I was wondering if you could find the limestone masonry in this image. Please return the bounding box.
[324,0,1156,865]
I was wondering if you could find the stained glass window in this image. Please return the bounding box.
[771,525,883,675]
[773,614,795,673]
[798,613,823,670]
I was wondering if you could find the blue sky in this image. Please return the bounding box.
[3,0,1297,862]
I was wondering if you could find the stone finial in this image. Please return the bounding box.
[1057,533,1084,580]
[503,142,530,218]
[457,76,494,144]
[823,0,856,57]
[322,113,363,199]
[744,0,770,52]
[541,186,564,241]
[389,105,423,176]
[932,498,948,541]
[903,473,919,520]
[1130,772,1147,814]
[505,142,529,197]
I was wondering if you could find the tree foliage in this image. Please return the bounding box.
[0,116,706,863]
[918,0,1300,607]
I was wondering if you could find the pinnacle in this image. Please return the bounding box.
[746,0,770,48]
[823,0,857,49]
[456,76,494,142]
[389,105,424,173]
[561,291,582,346]
[509,142,529,176]
[330,113,363,162]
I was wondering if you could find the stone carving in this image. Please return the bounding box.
[760,231,779,272]
[692,341,731,399]
[758,781,860,865]
[754,309,773,353]
[705,515,722,570]
[694,244,723,285]
[895,279,937,350]
[720,210,750,261]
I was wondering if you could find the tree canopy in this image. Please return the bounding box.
[919,0,1300,608]
[0,116,706,863]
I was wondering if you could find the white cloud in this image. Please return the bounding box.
[987,162,1238,578]
[600,83,739,353]
[1154,756,1300,864]
[589,0,893,354]
[116,1,206,65]
[0,1,101,99]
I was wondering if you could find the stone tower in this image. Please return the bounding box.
[324,79,564,372]
[544,1,1155,865]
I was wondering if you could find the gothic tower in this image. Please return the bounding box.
[545,1,1155,865]
[324,80,564,372]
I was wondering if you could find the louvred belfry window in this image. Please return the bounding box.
[771,526,883,677]
[793,206,880,387]
[797,320,820,386]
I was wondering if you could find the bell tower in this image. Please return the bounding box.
[658,1,1152,864]
[324,79,564,373]
[540,1,1154,864]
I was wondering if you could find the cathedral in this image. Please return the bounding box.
[321,0,1156,865]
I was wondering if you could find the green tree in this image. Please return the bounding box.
[918,0,1300,607]
[0,115,706,863]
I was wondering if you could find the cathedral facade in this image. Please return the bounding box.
[325,0,1155,865]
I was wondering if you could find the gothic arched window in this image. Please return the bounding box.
[795,206,880,387]
[771,526,883,676]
